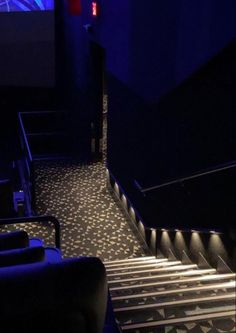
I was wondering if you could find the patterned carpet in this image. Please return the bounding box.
[0,158,148,260]
[33,158,148,260]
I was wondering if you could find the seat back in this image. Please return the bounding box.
[0,256,108,333]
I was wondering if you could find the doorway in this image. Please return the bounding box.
[90,42,107,161]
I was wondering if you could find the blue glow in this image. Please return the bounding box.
[0,0,54,12]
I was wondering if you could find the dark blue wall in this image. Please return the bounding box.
[129,0,236,101]
[60,0,236,100]
[0,11,55,87]
[59,1,236,229]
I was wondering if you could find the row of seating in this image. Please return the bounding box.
[0,219,119,333]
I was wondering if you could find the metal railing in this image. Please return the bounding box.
[134,160,236,194]
[0,215,61,249]
[18,112,36,213]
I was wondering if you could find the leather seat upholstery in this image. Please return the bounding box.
[0,256,108,333]
[0,246,45,267]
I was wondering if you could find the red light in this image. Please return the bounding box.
[92,2,97,16]
[68,0,82,15]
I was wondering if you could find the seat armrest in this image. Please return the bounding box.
[0,246,45,267]
[0,215,61,249]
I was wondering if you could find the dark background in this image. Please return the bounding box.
[1,0,236,229]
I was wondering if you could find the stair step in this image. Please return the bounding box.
[110,273,236,292]
[120,310,235,331]
[111,281,235,301]
[114,292,236,313]
[104,256,156,265]
[116,299,235,326]
[104,258,167,268]
[108,268,216,285]
[106,260,181,273]
[107,264,197,279]
[107,255,235,333]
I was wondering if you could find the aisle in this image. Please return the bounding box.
[34,159,147,260]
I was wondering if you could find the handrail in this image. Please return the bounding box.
[20,111,64,115]
[135,160,236,194]
[0,215,61,249]
[18,112,33,163]
[18,112,36,212]
[0,179,9,184]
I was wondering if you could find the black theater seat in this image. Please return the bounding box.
[0,257,109,333]
[0,217,118,333]
[0,236,117,333]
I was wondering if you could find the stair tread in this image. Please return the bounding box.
[120,310,236,331]
[114,292,236,313]
[104,258,167,268]
[107,264,198,278]
[117,301,235,326]
[106,255,235,332]
[110,273,236,292]
[104,256,156,265]
[108,269,217,285]
[111,280,236,301]
[106,260,181,272]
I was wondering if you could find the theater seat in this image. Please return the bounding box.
[0,257,109,333]
[0,216,118,333]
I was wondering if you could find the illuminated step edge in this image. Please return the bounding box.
[104,258,168,268]
[106,260,181,272]
[107,264,197,278]
[121,310,236,331]
[114,292,236,312]
[108,269,216,284]
[110,273,236,291]
[111,281,236,301]
[104,256,156,265]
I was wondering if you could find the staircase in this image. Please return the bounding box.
[104,254,236,333]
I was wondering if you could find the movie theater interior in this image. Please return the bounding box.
[0,1,235,332]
